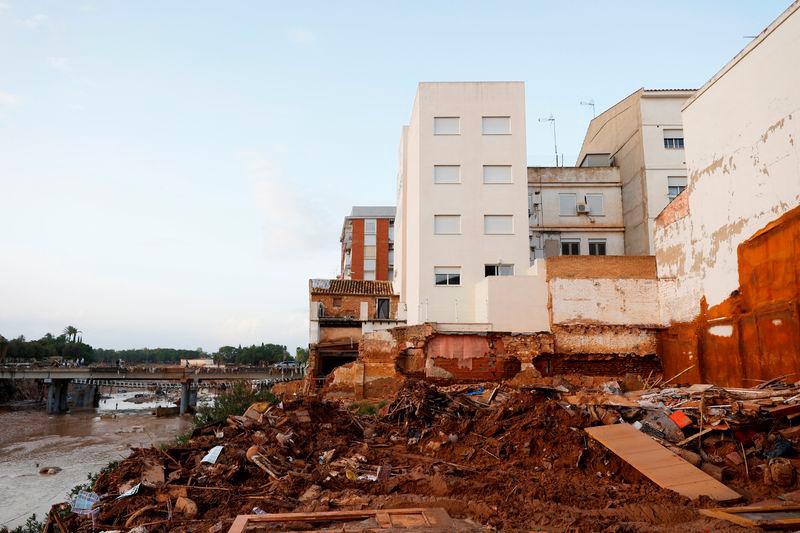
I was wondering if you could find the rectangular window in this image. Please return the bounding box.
[387,268,394,281]
[667,176,688,200]
[434,215,461,234]
[588,239,607,256]
[363,271,376,280]
[388,249,394,266]
[364,234,376,246]
[364,245,376,259]
[482,116,510,135]
[484,215,513,234]
[483,165,512,184]
[388,222,394,242]
[434,266,461,286]
[663,129,684,149]
[559,193,577,216]
[364,219,376,234]
[485,264,514,276]
[561,239,580,256]
[433,165,461,184]
[434,116,460,135]
[586,193,604,215]
[376,298,390,319]
[363,258,376,271]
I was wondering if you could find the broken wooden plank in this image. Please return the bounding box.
[227,507,461,533]
[699,504,800,529]
[585,423,740,502]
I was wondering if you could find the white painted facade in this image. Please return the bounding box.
[528,166,625,260]
[654,0,800,322]
[577,89,694,255]
[394,82,530,325]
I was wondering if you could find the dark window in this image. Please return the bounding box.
[435,270,460,286]
[668,185,686,200]
[484,264,514,276]
[561,241,580,255]
[588,240,607,256]
[376,298,390,319]
[664,137,685,149]
[332,297,342,307]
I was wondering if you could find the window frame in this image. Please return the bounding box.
[375,298,390,319]
[433,116,460,136]
[433,165,461,184]
[585,193,605,216]
[483,215,514,235]
[434,266,461,286]
[561,239,581,256]
[483,165,513,184]
[559,193,577,216]
[588,239,607,256]
[481,116,511,135]
[484,264,515,277]
[364,219,377,234]
[433,214,462,235]
[663,129,685,150]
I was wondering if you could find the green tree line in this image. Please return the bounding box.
[0,326,306,366]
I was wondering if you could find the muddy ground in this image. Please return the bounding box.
[49,379,797,532]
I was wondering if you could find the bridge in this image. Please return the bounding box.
[0,366,304,414]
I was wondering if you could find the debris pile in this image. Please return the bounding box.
[45,374,800,532]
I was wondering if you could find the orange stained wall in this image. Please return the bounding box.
[376,219,390,281]
[659,205,800,386]
[350,219,364,280]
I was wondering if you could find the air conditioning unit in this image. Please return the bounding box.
[576,203,589,214]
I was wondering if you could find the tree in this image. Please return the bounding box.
[62,326,81,343]
[295,346,309,364]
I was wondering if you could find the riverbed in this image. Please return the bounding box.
[0,392,193,529]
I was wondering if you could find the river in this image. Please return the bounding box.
[0,391,193,529]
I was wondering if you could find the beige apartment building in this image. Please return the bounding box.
[394,82,530,325]
[577,89,694,255]
[528,166,625,260]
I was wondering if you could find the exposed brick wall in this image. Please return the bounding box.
[312,293,399,321]
[546,255,657,280]
[351,218,364,279]
[376,218,390,281]
[533,354,662,377]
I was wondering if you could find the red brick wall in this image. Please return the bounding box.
[350,219,364,279]
[311,293,399,321]
[376,218,390,281]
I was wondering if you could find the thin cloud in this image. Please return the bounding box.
[0,90,20,107]
[0,2,10,15]
[239,150,333,254]
[47,56,71,72]
[286,27,316,46]
[19,13,46,29]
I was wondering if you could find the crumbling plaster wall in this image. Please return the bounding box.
[654,3,800,386]
[550,278,662,327]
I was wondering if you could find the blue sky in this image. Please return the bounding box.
[0,1,789,352]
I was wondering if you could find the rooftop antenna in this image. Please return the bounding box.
[580,98,596,117]
[538,115,558,166]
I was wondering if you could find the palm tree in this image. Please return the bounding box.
[63,326,81,343]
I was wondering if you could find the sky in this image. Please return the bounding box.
[0,1,790,353]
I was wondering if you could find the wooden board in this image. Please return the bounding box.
[700,504,800,528]
[585,423,741,502]
[228,507,465,533]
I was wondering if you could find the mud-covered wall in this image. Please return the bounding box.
[654,4,800,386]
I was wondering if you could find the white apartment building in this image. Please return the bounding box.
[528,166,625,260]
[394,82,530,325]
[576,89,694,255]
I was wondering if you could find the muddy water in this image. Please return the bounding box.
[0,393,192,529]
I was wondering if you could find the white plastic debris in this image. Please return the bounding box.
[201,445,224,464]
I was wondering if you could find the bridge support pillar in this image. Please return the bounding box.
[46,379,69,414]
[180,381,198,415]
[73,382,99,409]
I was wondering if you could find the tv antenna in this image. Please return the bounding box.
[538,115,558,166]
[580,99,596,117]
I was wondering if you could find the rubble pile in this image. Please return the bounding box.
[46,375,800,532]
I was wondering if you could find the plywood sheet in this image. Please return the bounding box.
[586,423,740,502]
